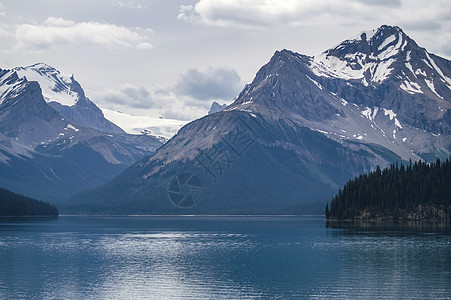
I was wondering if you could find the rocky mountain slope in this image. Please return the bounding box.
[0,66,162,202]
[15,63,125,134]
[66,25,450,214]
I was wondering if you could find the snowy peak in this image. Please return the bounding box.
[0,70,29,105]
[310,25,415,86]
[345,25,410,56]
[223,25,450,159]
[309,24,451,100]
[4,63,126,134]
[14,63,84,107]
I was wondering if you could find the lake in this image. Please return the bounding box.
[0,216,450,299]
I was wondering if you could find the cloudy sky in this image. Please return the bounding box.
[0,0,450,121]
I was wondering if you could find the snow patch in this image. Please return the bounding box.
[422,59,434,69]
[378,34,396,51]
[241,100,253,106]
[0,71,27,105]
[405,63,416,77]
[361,107,373,121]
[353,134,364,140]
[305,75,323,90]
[371,107,378,120]
[340,98,348,106]
[415,69,426,77]
[406,51,411,61]
[66,124,79,132]
[424,79,443,99]
[425,51,451,88]
[383,109,396,120]
[15,65,79,107]
[400,80,422,94]
[316,129,329,135]
[310,53,395,86]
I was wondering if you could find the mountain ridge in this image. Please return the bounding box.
[0,64,163,202]
[14,63,125,134]
[65,25,450,214]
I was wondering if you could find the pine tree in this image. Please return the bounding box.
[326,157,451,220]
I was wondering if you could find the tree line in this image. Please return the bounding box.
[326,158,451,220]
[0,187,58,216]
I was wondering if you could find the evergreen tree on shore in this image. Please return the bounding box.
[0,187,58,216]
[326,158,451,220]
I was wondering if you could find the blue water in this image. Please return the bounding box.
[0,216,450,299]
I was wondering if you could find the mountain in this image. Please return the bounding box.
[14,63,124,134]
[0,65,163,202]
[208,101,227,114]
[0,187,58,216]
[66,25,451,214]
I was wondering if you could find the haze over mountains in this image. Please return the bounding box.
[65,25,451,214]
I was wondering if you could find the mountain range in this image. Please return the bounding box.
[0,63,163,201]
[64,25,451,214]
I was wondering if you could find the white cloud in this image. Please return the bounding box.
[94,66,243,121]
[178,0,450,31]
[0,2,5,17]
[93,83,210,121]
[44,17,75,27]
[113,1,146,10]
[178,0,352,27]
[0,25,11,37]
[92,68,240,121]
[15,17,153,50]
[174,66,242,101]
[178,0,451,58]
[101,84,158,109]
[137,42,153,49]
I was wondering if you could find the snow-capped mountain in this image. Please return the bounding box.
[14,63,124,134]
[312,26,451,96]
[0,65,163,201]
[230,25,450,161]
[68,25,450,214]
[15,63,82,106]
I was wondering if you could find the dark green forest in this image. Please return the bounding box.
[326,158,451,220]
[0,187,58,216]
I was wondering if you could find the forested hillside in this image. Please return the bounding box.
[0,188,58,216]
[326,158,451,220]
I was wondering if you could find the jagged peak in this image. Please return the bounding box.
[324,25,413,60]
[16,63,60,75]
[348,25,404,43]
[17,63,77,81]
[309,25,424,86]
[27,62,56,70]
[13,63,83,107]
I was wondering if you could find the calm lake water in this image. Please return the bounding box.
[0,216,450,299]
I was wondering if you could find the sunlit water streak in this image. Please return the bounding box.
[0,216,450,299]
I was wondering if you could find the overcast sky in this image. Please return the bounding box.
[0,0,450,121]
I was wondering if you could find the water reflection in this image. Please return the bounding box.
[326,220,451,234]
[324,220,451,299]
[0,216,450,299]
